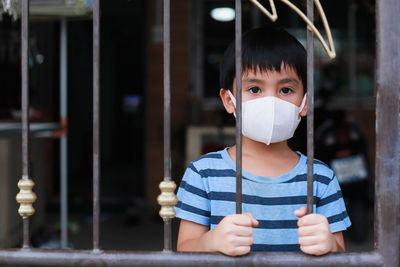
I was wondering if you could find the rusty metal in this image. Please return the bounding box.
[162,0,173,252]
[92,0,101,252]
[163,221,172,252]
[0,250,383,266]
[375,0,400,266]
[235,0,243,215]
[0,1,398,266]
[306,0,314,214]
[59,17,69,249]
[20,0,32,249]
[21,0,29,180]
[22,220,30,249]
[163,0,171,183]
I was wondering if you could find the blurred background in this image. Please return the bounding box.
[0,0,375,252]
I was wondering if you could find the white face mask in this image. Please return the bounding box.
[228,90,306,145]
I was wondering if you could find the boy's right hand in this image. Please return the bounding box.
[209,213,259,256]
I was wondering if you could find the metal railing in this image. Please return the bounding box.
[0,0,399,266]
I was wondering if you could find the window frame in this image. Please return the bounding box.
[0,0,398,266]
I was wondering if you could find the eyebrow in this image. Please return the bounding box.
[242,76,300,86]
[242,77,264,84]
[278,77,300,86]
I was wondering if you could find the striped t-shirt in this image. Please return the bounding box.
[175,148,351,252]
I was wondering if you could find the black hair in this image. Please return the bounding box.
[219,27,307,93]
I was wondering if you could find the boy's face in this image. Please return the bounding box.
[220,65,307,118]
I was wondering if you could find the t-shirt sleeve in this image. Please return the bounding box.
[175,163,210,226]
[316,175,351,233]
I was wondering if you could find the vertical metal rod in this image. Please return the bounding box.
[163,0,172,251]
[21,0,30,182]
[163,0,171,182]
[163,220,171,251]
[59,18,68,249]
[375,0,400,266]
[21,0,31,249]
[23,219,29,249]
[306,0,314,214]
[235,0,242,215]
[92,0,101,252]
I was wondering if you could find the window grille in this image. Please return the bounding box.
[0,0,398,266]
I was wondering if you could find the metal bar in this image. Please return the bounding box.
[92,0,101,252]
[306,0,314,214]
[164,220,171,252]
[21,0,31,249]
[0,250,384,266]
[235,0,242,215]
[375,0,400,266]
[59,18,68,249]
[22,219,29,249]
[163,0,171,182]
[163,0,172,251]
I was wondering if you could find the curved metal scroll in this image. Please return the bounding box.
[249,0,336,59]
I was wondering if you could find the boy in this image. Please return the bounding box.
[175,27,351,256]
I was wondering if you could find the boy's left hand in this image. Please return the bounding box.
[294,207,336,255]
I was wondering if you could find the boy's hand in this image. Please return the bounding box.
[209,213,259,256]
[294,207,336,255]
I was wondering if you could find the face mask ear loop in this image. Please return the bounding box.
[298,94,307,114]
[228,90,236,107]
[295,94,307,123]
[227,90,237,117]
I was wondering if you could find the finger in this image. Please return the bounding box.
[300,244,326,256]
[297,224,319,237]
[294,207,307,218]
[233,236,254,246]
[298,214,328,227]
[232,245,251,256]
[298,235,320,246]
[232,224,254,237]
[232,214,257,227]
[243,213,259,227]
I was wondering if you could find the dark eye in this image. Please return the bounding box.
[280,87,293,95]
[249,87,261,94]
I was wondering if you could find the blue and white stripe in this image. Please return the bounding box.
[175,148,351,252]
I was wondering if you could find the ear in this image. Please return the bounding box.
[299,95,308,118]
[220,88,235,114]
